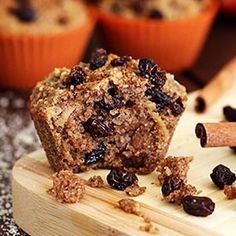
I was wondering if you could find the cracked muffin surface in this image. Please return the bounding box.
[30,49,187,174]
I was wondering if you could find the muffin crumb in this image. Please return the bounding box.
[139,223,159,234]
[163,183,197,205]
[157,156,193,185]
[125,184,146,197]
[224,185,236,199]
[117,198,141,215]
[47,170,85,203]
[87,175,104,188]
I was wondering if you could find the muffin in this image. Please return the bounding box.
[30,48,187,174]
[89,0,210,20]
[0,0,96,89]
[87,0,219,71]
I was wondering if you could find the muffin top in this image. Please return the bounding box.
[0,0,88,34]
[88,0,210,20]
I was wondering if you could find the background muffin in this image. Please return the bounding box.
[0,0,97,89]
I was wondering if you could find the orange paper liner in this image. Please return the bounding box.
[0,12,97,89]
[97,0,219,72]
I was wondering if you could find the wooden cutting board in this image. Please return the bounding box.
[12,83,236,236]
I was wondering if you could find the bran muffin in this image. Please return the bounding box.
[30,49,187,174]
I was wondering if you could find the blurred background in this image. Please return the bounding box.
[0,0,235,235]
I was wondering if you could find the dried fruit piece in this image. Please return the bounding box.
[224,185,236,199]
[111,56,130,67]
[87,175,104,188]
[182,196,215,217]
[210,164,236,189]
[161,176,184,197]
[84,143,106,165]
[231,147,236,153]
[139,58,166,88]
[223,106,236,122]
[65,65,87,87]
[171,97,185,116]
[89,48,108,70]
[148,9,163,19]
[145,88,172,112]
[130,0,145,15]
[96,86,123,110]
[83,117,115,138]
[107,169,138,191]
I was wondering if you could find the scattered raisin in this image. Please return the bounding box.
[145,88,172,111]
[161,176,184,197]
[107,169,138,191]
[148,9,163,19]
[210,164,236,189]
[170,97,185,116]
[223,106,236,122]
[182,196,215,217]
[64,66,87,87]
[89,48,108,70]
[84,143,106,165]
[83,117,114,138]
[139,58,166,88]
[111,56,130,67]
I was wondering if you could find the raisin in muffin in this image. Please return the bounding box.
[88,0,210,20]
[30,48,187,174]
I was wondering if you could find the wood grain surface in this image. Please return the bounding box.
[12,82,236,236]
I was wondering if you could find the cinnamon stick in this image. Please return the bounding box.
[195,122,236,147]
[195,57,236,113]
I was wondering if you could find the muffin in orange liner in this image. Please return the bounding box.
[0,1,97,89]
[96,0,219,72]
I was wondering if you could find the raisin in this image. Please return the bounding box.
[64,66,87,87]
[89,48,108,70]
[161,176,184,197]
[107,169,138,191]
[145,87,172,111]
[121,155,145,169]
[148,9,163,19]
[171,97,185,116]
[139,58,166,88]
[182,196,215,217]
[223,106,236,122]
[96,86,123,111]
[111,56,130,67]
[84,143,106,165]
[210,164,236,189]
[130,0,145,15]
[83,117,114,138]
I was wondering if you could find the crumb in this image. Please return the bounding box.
[117,198,141,215]
[157,156,193,185]
[224,185,236,199]
[47,170,85,203]
[143,215,151,223]
[139,223,159,234]
[125,184,146,197]
[87,175,104,188]
[163,183,197,205]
